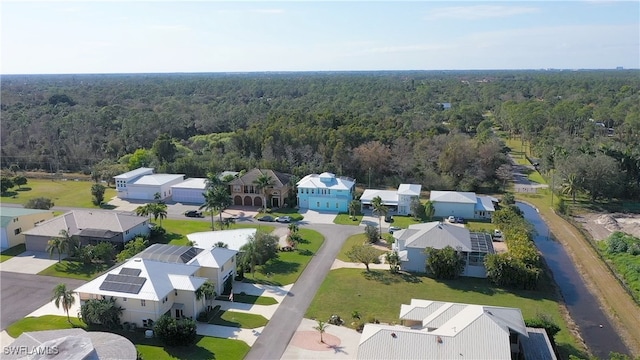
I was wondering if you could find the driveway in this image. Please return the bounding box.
[1,251,64,274]
[509,155,548,193]
[296,210,338,225]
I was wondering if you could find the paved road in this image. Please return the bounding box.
[244,223,362,360]
[0,272,87,329]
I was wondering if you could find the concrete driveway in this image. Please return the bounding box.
[1,251,64,274]
[296,210,337,225]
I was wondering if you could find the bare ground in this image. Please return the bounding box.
[574,212,640,241]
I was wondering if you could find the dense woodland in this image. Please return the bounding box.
[1,70,639,200]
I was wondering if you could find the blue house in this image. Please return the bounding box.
[429,191,496,220]
[297,172,355,212]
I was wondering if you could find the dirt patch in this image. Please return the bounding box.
[574,213,640,241]
[290,331,341,351]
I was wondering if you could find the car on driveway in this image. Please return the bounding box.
[275,216,292,223]
[384,214,394,223]
[447,215,456,223]
[257,215,275,222]
[455,217,465,224]
[185,210,204,218]
[493,229,504,241]
[389,226,401,234]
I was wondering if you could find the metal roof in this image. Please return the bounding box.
[22,210,148,238]
[137,244,203,264]
[114,167,154,180]
[429,190,477,204]
[360,189,399,205]
[297,173,355,190]
[171,177,207,190]
[131,174,184,186]
[0,207,52,228]
[187,228,257,251]
[397,184,421,196]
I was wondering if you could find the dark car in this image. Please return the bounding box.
[257,215,275,222]
[384,214,394,223]
[184,210,204,218]
[455,217,465,224]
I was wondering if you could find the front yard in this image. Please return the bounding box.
[208,310,268,328]
[255,208,304,221]
[337,233,388,262]
[0,244,26,262]
[334,212,363,225]
[37,260,111,280]
[160,219,274,246]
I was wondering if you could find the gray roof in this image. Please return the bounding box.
[429,190,477,204]
[394,222,494,254]
[521,327,558,360]
[79,228,119,239]
[113,167,154,180]
[22,210,147,238]
[137,244,203,264]
[229,168,292,188]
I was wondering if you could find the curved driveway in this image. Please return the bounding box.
[244,223,362,360]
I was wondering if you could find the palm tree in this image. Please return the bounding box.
[424,200,435,221]
[46,237,67,263]
[58,229,80,258]
[349,199,361,219]
[149,203,168,227]
[288,223,299,234]
[240,238,261,278]
[253,174,274,211]
[195,281,216,309]
[52,283,75,324]
[135,204,152,221]
[562,173,579,204]
[313,320,329,343]
[205,172,223,190]
[200,186,232,230]
[371,196,388,238]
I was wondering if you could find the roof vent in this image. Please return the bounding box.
[133,258,142,262]
[391,333,397,338]
[437,336,443,344]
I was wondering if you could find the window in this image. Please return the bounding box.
[125,230,129,235]
[221,265,224,271]
[141,300,146,307]
[175,290,178,296]
[326,202,329,208]
[14,228,21,235]
[336,203,339,209]
[311,189,314,194]
[316,202,320,207]
[13,218,18,223]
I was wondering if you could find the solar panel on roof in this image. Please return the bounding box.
[119,267,142,276]
[99,273,147,294]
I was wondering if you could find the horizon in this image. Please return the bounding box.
[2,1,639,75]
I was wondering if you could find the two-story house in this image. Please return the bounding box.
[114,167,184,201]
[1,207,54,251]
[360,184,421,215]
[297,172,355,213]
[228,169,292,208]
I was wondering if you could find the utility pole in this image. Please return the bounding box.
[550,169,554,206]
[368,167,371,188]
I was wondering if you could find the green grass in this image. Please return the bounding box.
[333,213,363,225]
[307,268,587,359]
[337,234,387,262]
[243,228,324,285]
[160,219,274,246]
[6,315,87,338]
[38,260,111,280]
[0,243,26,262]
[208,310,268,328]
[527,170,547,185]
[0,179,117,208]
[6,316,249,360]
[255,208,304,221]
[389,215,422,228]
[598,242,640,302]
[465,219,495,233]
[226,293,278,305]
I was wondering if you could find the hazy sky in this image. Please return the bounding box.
[2,1,639,74]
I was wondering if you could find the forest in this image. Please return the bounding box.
[1,70,638,200]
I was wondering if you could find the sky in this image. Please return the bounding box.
[1,1,639,74]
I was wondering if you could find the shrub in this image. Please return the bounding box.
[364,225,379,244]
[525,313,560,348]
[555,198,569,215]
[153,315,197,346]
[425,246,466,279]
[25,197,55,210]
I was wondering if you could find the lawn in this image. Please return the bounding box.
[334,212,363,225]
[0,179,117,208]
[389,215,423,228]
[337,233,388,262]
[255,207,304,221]
[160,219,274,246]
[6,315,249,360]
[597,241,640,303]
[0,244,26,262]
[217,293,278,305]
[465,219,495,233]
[243,228,324,285]
[306,268,587,359]
[208,310,268,328]
[38,259,111,280]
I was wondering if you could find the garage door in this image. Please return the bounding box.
[25,235,50,252]
[172,189,205,204]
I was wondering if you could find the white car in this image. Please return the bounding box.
[275,216,292,223]
[447,216,456,223]
[493,229,503,241]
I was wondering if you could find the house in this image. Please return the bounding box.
[186,228,257,252]
[429,190,496,220]
[0,206,54,251]
[171,178,208,204]
[360,184,421,215]
[114,167,184,201]
[74,257,209,326]
[392,222,494,277]
[228,169,293,208]
[297,172,355,213]
[22,210,150,252]
[357,299,556,360]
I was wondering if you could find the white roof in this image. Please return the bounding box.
[188,247,238,268]
[397,184,421,196]
[475,196,496,212]
[429,191,477,204]
[171,178,207,190]
[297,173,355,190]
[74,258,204,301]
[22,210,147,238]
[357,299,528,360]
[360,189,398,205]
[187,228,257,251]
[393,222,472,252]
[131,174,184,186]
[168,274,207,291]
[114,167,154,180]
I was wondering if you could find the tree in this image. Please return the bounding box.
[423,200,435,221]
[1,177,14,194]
[80,297,123,329]
[135,204,152,219]
[349,199,361,218]
[240,232,279,277]
[92,242,116,263]
[346,244,379,272]
[152,133,177,164]
[495,164,513,190]
[409,198,425,221]
[502,192,515,205]
[51,283,75,324]
[58,229,80,258]
[154,315,197,346]
[149,202,168,227]
[288,223,299,234]
[117,237,149,262]
[12,175,27,189]
[561,173,579,204]
[214,241,228,248]
[385,250,401,273]
[313,320,329,344]
[425,246,466,279]
[91,183,107,205]
[25,197,55,209]
[195,280,216,309]
[364,224,379,244]
[253,174,274,211]
[200,185,232,230]
[126,148,154,170]
[371,196,388,238]
[46,237,67,263]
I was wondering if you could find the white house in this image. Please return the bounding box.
[357,299,556,360]
[22,210,150,252]
[360,184,421,215]
[171,178,208,204]
[0,206,54,251]
[429,191,496,220]
[187,228,257,252]
[114,167,184,201]
[297,172,355,213]
[392,222,494,278]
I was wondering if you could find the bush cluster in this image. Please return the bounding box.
[153,315,197,346]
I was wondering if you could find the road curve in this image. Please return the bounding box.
[244,223,362,360]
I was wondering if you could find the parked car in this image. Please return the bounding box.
[184,210,204,218]
[447,216,456,223]
[389,226,401,234]
[257,215,275,222]
[493,229,504,241]
[275,216,292,223]
[384,214,394,223]
[455,217,465,224]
